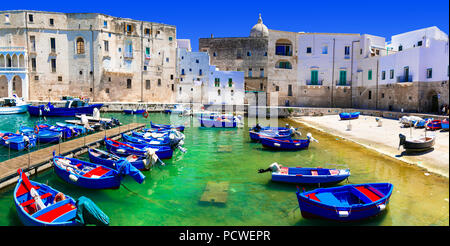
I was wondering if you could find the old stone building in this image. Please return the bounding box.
[0,10,177,102]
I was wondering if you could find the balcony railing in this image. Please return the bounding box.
[397,75,413,83]
[0,67,26,72]
[306,79,323,86]
[336,80,351,86]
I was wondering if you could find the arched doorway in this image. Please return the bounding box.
[426,90,439,114]
[0,75,8,97]
[12,75,22,98]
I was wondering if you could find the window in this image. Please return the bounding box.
[248,68,252,77]
[76,38,85,54]
[166,58,169,62]
[106,88,110,93]
[382,71,386,80]
[145,80,150,90]
[277,61,292,69]
[368,90,372,100]
[169,36,173,41]
[390,69,394,79]
[108,77,111,82]
[217,89,221,96]
[171,84,174,91]
[228,78,233,87]
[213,52,217,57]
[181,69,185,75]
[79,70,83,75]
[275,86,279,91]
[275,42,292,56]
[50,38,56,52]
[417,41,422,46]
[58,76,62,81]
[260,68,264,78]
[264,52,267,56]
[339,70,347,85]
[28,14,33,22]
[104,21,108,28]
[260,83,263,90]
[288,84,293,96]
[427,68,432,78]
[31,58,36,71]
[322,46,328,54]
[143,66,147,71]
[196,59,199,63]
[126,24,133,34]
[49,18,54,26]
[145,47,150,58]
[398,45,403,51]
[4,14,10,24]
[368,69,372,80]
[344,46,350,55]
[199,69,202,76]
[247,51,251,56]
[127,79,132,89]
[30,36,36,51]
[306,47,312,54]
[310,70,319,85]
[51,59,56,72]
[145,28,150,35]
[360,49,362,55]
[214,78,220,87]
[104,41,109,52]
[158,79,161,86]
[171,74,174,80]
[125,40,133,58]
[34,75,39,80]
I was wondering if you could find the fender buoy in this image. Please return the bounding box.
[143,111,149,118]
[3,136,9,140]
[54,192,66,203]
[34,126,39,134]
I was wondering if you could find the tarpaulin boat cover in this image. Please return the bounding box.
[75,196,110,226]
[116,158,145,184]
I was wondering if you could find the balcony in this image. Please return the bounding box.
[336,81,351,87]
[124,52,133,59]
[306,80,323,86]
[0,67,26,72]
[397,75,413,83]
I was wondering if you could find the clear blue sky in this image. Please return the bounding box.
[2,0,449,51]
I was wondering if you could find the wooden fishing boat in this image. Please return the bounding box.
[52,154,145,189]
[88,148,149,171]
[259,134,318,150]
[339,112,360,120]
[122,133,170,146]
[37,123,75,139]
[199,117,237,128]
[130,130,184,147]
[19,126,61,143]
[105,137,173,159]
[441,119,449,131]
[28,99,103,117]
[427,120,441,130]
[0,131,37,150]
[259,163,350,185]
[14,169,109,226]
[123,109,146,115]
[296,183,393,221]
[248,125,293,141]
[398,133,435,152]
[150,121,185,132]
[0,94,29,115]
[56,122,88,134]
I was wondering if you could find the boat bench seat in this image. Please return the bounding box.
[20,192,52,207]
[83,166,111,178]
[35,203,77,223]
[355,186,382,202]
[315,192,349,206]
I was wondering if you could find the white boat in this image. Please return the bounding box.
[0,94,29,115]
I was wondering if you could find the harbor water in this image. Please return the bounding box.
[0,112,448,226]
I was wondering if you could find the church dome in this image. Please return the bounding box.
[250,14,269,37]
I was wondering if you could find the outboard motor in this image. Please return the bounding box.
[306,133,319,143]
[75,196,110,226]
[258,162,281,173]
[398,134,406,150]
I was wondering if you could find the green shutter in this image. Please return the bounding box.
[339,71,347,85]
[368,70,372,80]
[311,70,318,84]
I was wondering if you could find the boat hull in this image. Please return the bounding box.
[0,132,37,151]
[272,167,350,184]
[296,183,393,222]
[88,149,147,171]
[339,112,360,120]
[150,122,185,132]
[399,134,435,151]
[0,104,29,114]
[105,138,173,159]
[28,104,103,117]
[260,137,310,150]
[441,120,449,131]
[199,118,237,128]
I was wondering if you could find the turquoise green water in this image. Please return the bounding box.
[0,113,448,226]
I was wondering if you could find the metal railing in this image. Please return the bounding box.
[306,79,323,86]
[397,75,413,82]
[336,80,351,86]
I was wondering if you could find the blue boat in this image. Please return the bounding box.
[412,118,433,128]
[19,126,61,143]
[37,123,74,139]
[339,112,360,120]
[0,94,30,115]
[441,119,449,131]
[28,99,103,117]
[0,131,37,150]
[427,120,442,130]
[249,125,293,141]
[88,148,150,171]
[150,122,185,132]
[259,163,350,184]
[132,130,169,139]
[199,117,237,128]
[14,169,109,226]
[56,122,88,134]
[296,183,393,221]
[260,136,312,150]
[122,133,170,147]
[105,138,173,159]
[52,154,145,189]
[124,109,146,115]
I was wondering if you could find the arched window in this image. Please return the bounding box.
[275,39,292,56]
[76,38,85,54]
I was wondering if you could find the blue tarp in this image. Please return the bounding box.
[116,158,145,184]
